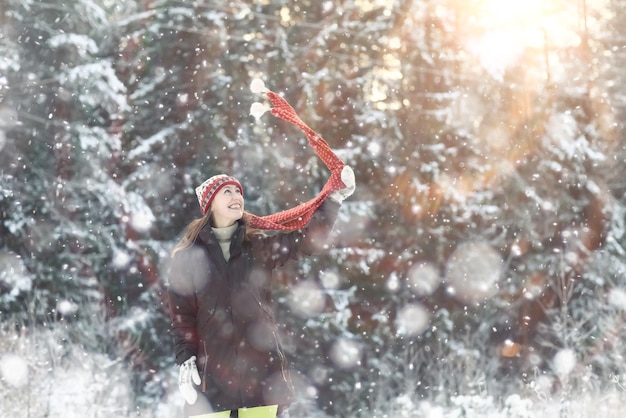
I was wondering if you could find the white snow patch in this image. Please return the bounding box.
[0,105,18,130]
[112,249,132,269]
[319,270,341,289]
[56,299,79,316]
[47,33,98,55]
[0,251,32,302]
[130,210,154,233]
[608,288,626,311]
[553,348,576,377]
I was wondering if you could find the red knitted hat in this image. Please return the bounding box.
[195,174,243,216]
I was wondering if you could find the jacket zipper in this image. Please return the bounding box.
[202,340,208,392]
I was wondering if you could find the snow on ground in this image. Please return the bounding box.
[2,323,626,417]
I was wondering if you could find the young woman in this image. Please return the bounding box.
[167,167,355,418]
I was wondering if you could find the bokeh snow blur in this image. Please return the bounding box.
[329,337,362,369]
[395,303,430,336]
[406,261,441,297]
[445,241,503,304]
[0,353,28,388]
[288,280,326,318]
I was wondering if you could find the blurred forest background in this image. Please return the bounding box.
[1,0,626,417]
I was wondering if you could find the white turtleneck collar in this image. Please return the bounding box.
[211,223,238,261]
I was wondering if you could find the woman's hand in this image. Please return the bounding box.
[330,166,356,203]
[178,355,201,404]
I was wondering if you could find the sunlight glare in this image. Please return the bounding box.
[465,0,580,78]
[478,0,545,24]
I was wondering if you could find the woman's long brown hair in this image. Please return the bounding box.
[171,210,263,256]
[171,210,212,256]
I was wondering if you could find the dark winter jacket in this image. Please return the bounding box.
[167,199,340,411]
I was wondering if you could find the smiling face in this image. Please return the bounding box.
[210,184,244,227]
